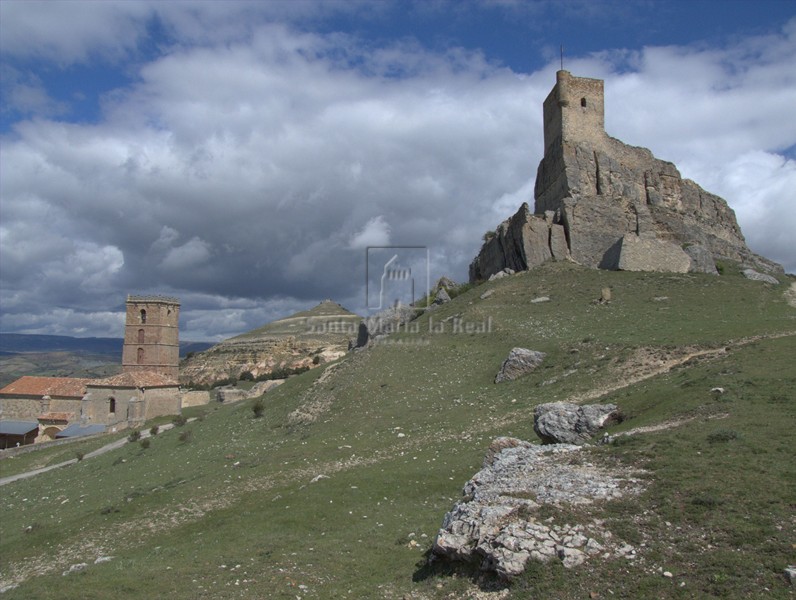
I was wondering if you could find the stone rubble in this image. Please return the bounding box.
[432,438,643,579]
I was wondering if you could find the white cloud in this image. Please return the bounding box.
[160,237,212,271]
[0,8,794,340]
[349,216,392,249]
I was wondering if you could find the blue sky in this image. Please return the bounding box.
[1,0,795,341]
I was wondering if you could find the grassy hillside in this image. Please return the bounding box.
[1,263,794,599]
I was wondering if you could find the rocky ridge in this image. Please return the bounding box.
[179,300,360,387]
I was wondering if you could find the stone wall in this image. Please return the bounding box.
[181,390,211,408]
[0,397,81,421]
[143,387,181,420]
[80,386,138,426]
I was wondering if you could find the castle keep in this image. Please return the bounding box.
[470,71,782,281]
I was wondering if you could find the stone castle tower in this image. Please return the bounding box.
[469,70,782,281]
[122,295,180,381]
[542,70,605,155]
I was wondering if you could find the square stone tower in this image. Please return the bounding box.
[122,295,180,382]
[542,70,605,153]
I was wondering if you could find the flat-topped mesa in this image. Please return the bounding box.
[470,71,782,282]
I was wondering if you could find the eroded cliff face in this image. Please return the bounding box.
[470,71,782,282]
[179,301,360,387]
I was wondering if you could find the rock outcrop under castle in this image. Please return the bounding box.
[470,71,782,282]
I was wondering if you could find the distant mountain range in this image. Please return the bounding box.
[0,334,214,389]
[0,333,213,358]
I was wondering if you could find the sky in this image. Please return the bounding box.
[1,0,795,342]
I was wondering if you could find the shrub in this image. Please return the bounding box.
[127,430,141,443]
[252,398,265,419]
[312,355,321,365]
[172,415,188,427]
[75,452,85,461]
[239,370,254,381]
[178,430,193,444]
[140,438,151,449]
[149,425,159,436]
[707,429,739,443]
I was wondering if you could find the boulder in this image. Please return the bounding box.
[614,234,691,273]
[433,287,451,305]
[362,304,417,339]
[216,387,248,404]
[533,402,621,445]
[436,276,457,290]
[495,348,546,383]
[685,244,718,275]
[742,269,779,285]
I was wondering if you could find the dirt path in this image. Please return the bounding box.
[786,282,796,308]
[0,421,188,487]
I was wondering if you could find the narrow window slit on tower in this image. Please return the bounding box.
[581,97,587,107]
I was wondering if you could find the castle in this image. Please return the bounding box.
[0,296,182,447]
[470,71,782,280]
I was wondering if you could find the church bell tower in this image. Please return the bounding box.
[121,295,180,381]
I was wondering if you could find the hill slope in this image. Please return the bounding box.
[178,300,361,386]
[0,264,794,599]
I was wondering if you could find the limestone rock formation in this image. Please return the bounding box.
[495,348,546,383]
[432,437,642,578]
[358,304,417,344]
[533,401,622,445]
[179,300,360,387]
[742,268,780,285]
[470,70,782,282]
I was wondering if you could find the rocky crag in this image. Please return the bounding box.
[179,300,360,387]
[470,70,782,281]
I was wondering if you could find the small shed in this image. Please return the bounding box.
[0,420,39,449]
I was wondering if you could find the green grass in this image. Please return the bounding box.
[1,263,794,598]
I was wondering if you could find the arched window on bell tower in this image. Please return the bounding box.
[138,328,145,344]
[137,347,144,364]
[140,309,147,324]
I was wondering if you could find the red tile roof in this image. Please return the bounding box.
[89,371,177,388]
[0,376,91,399]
